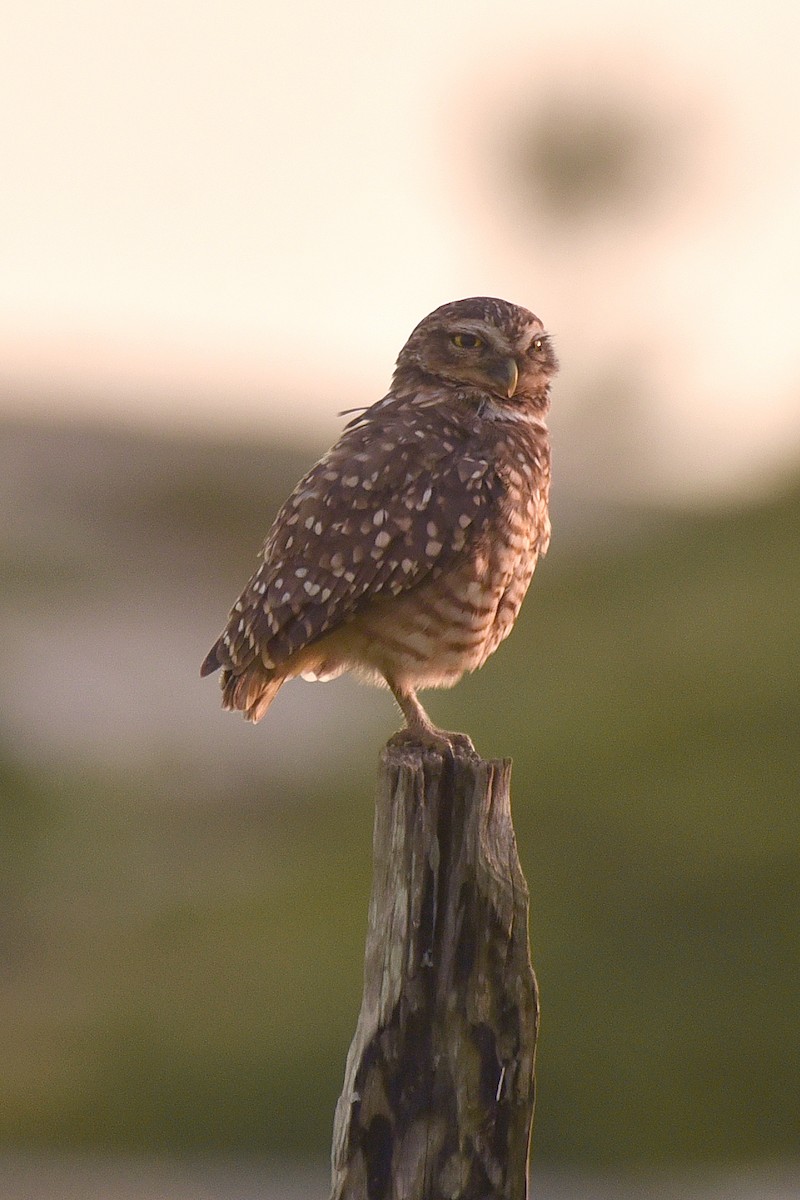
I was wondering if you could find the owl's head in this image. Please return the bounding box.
[393,296,558,409]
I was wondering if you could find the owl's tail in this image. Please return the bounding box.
[201,640,283,723]
[221,666,284,723]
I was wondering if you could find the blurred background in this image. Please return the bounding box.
[1,1,799,1197]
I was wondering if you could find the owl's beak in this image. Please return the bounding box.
[487,356,519,398]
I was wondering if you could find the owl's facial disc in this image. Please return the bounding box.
[436,326,522,398]
[392,298,556,405]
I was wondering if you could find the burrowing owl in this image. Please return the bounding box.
[201,297,557,746]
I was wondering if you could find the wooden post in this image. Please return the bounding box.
[330,742,539,1200]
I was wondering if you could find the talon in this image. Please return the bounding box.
[388,726,476,756]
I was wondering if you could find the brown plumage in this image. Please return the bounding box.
[201,296,558,746]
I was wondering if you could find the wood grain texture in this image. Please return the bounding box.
[330,743,539,1200]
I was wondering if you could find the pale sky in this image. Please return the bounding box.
[2,0,799,498]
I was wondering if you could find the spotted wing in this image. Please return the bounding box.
[204,399,507,676]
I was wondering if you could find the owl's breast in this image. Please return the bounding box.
[344,450,549,689]
[285,414,551,692]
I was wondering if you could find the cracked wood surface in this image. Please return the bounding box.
[330,743,538,1200]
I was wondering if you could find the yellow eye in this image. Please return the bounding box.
[451,332,483,349]
[533,338,544,352]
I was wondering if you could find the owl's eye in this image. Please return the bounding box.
[532,338,544,352]
[451,332,483,350]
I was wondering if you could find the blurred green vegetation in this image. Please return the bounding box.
[1,422,797,1169]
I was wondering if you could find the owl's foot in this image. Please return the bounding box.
[388,725,476,756]
[388,682,476,757]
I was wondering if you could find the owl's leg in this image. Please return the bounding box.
[387,682,475,754]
